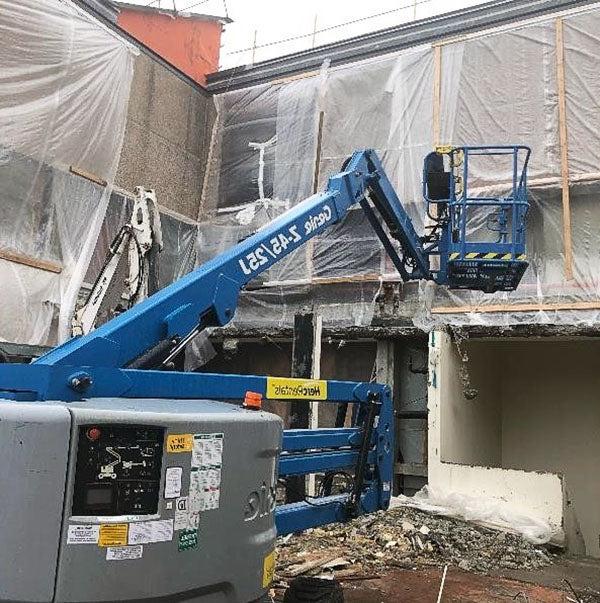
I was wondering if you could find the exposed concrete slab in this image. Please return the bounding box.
[494,556,600,597]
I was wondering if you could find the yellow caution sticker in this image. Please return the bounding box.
[98,524,128,547]
[262,550,276,588]
[166,433,193,453]
[266,377,327,400]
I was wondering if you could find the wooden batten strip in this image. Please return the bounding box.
[0,248,62,274]
[432,45,442,146]
[432,300,600,315]
[555,18,574,281]
[69,165,107,187]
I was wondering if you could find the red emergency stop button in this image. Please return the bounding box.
[86,427,101,441]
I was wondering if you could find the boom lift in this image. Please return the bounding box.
[0,146,529,603]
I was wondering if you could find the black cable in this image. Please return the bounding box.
[126,231,146,306]
[278,471,355,514]
[227,0,436,56]
[81,225,129,308]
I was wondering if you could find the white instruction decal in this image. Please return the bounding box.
[164,466,183,499]
[106,545,143,561]
[67,524,99,545]
[189,469,202,513]
[128,519,174,545]
[191,433,223,468]
[190,433,224,512]
[174,496,200,531]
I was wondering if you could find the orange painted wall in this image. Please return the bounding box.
[117,8,223,86]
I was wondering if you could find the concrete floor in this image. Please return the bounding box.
[341,558,600,603]
[494,556,600,597]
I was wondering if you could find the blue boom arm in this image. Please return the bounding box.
[33,149,430,371]
[0,146,529,535]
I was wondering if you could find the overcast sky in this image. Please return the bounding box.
[129,0,487,68]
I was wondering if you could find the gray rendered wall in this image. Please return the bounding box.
[116,53,215,220]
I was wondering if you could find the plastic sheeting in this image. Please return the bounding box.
[87,190,197,291]
[0,0,136,345]
[201,4,600,330]
[391,486,558,545]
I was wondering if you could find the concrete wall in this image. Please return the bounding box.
[428,331,564,547]
[501,340,600,557]
[116,53,215,220]
[430,332,600,557]
[440,340,502,467]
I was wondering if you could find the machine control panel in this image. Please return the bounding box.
[72,424,165,516]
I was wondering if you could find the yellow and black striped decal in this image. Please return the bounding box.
[449,252,526,261]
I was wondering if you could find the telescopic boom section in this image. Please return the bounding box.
[35,149,431,370]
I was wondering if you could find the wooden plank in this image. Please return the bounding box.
[555,17,574,281]
[286,312,319,503]
[312,273,382,285]
[432,300,600,315]
[0,248,62,274]
[432,45,442,146]
[312,111,325,194]
[69,165,107,187]
[307,110,325,282]
[307,314,323,497]
[270,69,321,87]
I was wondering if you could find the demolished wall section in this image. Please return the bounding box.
[427,331,565,547]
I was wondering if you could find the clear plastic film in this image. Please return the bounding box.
[418,10,600,329]
[0,0,136,345]
[202,5,600,330]
[87,191,198,291]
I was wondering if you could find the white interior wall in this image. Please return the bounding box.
[428,331,565,545]
[501,341,600,557]
[439,340,502,466]
[430,331,600,557]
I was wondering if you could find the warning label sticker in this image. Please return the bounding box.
[167,434,193,453]
[262,550,276,588]
[178,529,198,551]
[128,519,174,545]
[190,433,223,512]
[174,496,199,531]
[164,466,183,499]
[266,377,327,400]
[98,524,128,547]
[106,545,143,561]
[191,433,223,469]
[67,524,99,545]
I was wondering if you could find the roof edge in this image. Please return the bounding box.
[207,0,598,93]
[115,1,232,24]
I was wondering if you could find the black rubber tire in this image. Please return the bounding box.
[283,577,344,603]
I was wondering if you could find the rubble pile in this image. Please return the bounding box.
[276,506,553,580]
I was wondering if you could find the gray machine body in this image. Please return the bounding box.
[0,398,282,603]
